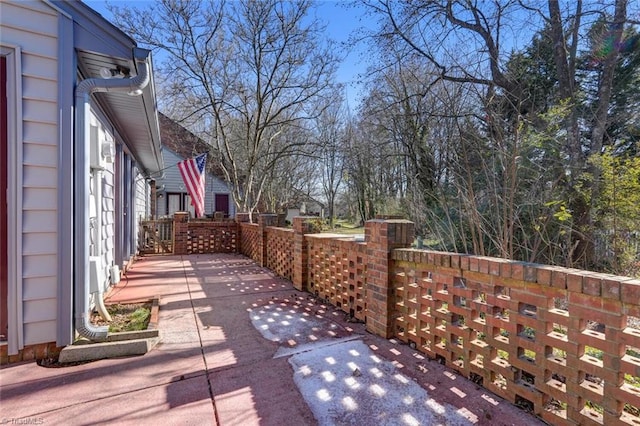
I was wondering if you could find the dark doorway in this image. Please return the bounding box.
[215,193,230,216]
[1,56,9,341]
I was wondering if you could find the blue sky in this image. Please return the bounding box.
[84,0,371,106]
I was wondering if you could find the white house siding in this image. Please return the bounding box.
[159,148,192,201]
[157,148,235,217]
[211,175,235,217]
[135,169,148,221]
[88,111,117,293]
[103,167,115,282]
[134,167,149,255]
[1,1,60,345]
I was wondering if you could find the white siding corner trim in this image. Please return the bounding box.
[1,44,24,354]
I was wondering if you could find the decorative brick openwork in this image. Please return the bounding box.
[172,213,239,255]
[265,227,294,281]
[158,212,640,426]
[186,221,238,254]
[239,223,260,262]
[307,235,367,322]
[391,249,640,426]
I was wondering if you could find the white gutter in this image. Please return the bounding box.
[74,51,150,341]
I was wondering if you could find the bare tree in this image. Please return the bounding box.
[261,126,320,214]
[111,0,339,220]
[314,90,348,227]
[343,115,391,225]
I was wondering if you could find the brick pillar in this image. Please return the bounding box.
[258,214,278,227]
[234,213,249,256]
[292,217,315,291]
[364,217,414,338]
[277,213,287,227]
[173,212,189,255]
[235,212,251,223]
[258,214,278,267]
[602,278,629,425]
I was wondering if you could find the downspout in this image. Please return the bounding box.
[74,53,150,341]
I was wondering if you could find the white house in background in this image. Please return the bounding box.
[285,198,325,224]
[156,148,236,218]
[156,113,235,219]
[0,0,163,362]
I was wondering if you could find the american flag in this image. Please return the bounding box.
[178,153,207,218]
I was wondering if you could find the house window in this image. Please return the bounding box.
[164,192,198,217]
[167,193,182,216]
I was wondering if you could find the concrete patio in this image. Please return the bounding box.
[0,254,545,425]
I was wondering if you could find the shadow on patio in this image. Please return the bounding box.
[0,254,546,425]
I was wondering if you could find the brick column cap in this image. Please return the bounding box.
[236,212,251,223]
[174,211,189,223]
[293,216,320,233]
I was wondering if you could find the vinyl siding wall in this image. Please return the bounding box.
[88,112,117,292]
[1,1,60,345]
[87,112,152,289]
[135,168,149,222]
[103,163,116,277]
[133,167,148,255]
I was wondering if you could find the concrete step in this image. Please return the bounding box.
[58,336,160,363]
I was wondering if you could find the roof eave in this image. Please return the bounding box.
[53,1,163,177]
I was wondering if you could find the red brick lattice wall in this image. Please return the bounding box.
[307,236,367,322]
[186,221,238,254]
[149,212,640,426]
[265,227,294,281]
[391,249,640,426]
[239,223,260,262]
